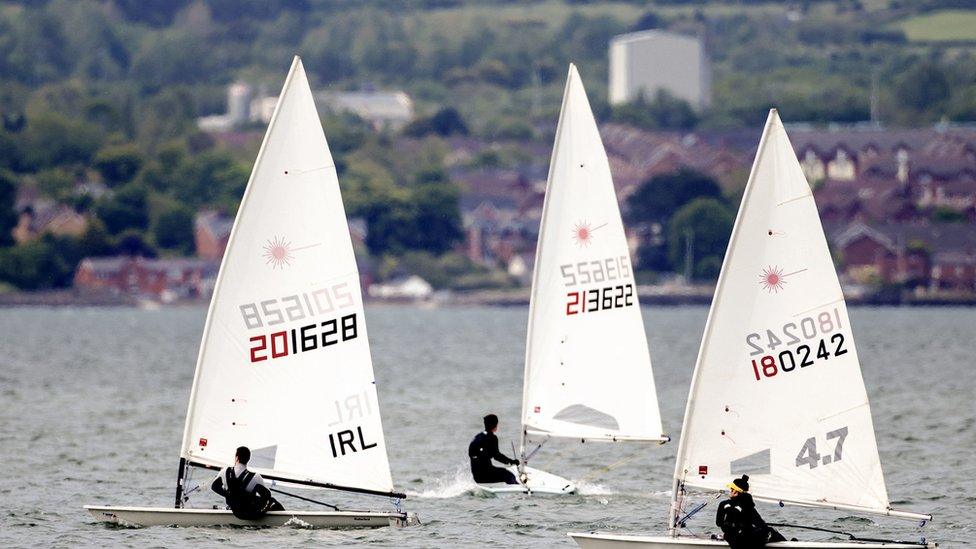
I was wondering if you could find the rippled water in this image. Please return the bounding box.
[1,305,973,547]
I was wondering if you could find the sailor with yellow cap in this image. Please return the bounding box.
[715,475,786,548]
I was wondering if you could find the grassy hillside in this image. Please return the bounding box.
[896,10,976,42]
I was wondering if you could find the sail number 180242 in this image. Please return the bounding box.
[746,308,850,382]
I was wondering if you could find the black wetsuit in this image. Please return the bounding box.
[212,467,284,520]
[715,492,785,548]
[468,431,518,484]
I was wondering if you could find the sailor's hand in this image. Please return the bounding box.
[512,459,520,466]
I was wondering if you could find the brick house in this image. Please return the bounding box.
[74,257,219,301]
[831,222,976,291]
[194,210,234,261]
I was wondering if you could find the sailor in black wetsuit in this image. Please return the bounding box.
[468,414,519,484]
[211,446,284,520]
[715,475,786,548]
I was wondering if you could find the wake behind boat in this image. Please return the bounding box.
[85,56,417,529]
[569,110,934,548]
[509,64,668,496]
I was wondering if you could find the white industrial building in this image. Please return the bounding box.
[609,30,711,110]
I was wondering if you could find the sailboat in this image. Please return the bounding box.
[570,110,935,547]
[86,57,417,529]
[477,65,669,495]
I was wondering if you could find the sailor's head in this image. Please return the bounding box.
[727,474,749,497]
[235,446,251,466]
[483,414,499,433]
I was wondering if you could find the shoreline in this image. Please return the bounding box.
[2,287,974,307]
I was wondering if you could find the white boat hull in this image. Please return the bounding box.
[85,505,418,529]
[474,465,577,495]
[569,533,934,548]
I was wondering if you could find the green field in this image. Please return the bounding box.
[896,9,976,42]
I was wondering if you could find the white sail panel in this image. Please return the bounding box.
[673,110,888,511]
[180,57,394,494]
[521,65,666,443]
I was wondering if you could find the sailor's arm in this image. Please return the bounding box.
[715,501,728,527]
[487,434,515,464]
[211,471,227,497]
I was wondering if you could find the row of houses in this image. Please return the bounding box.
[68,216,976,301]
[450,123,976,293]
[8,119,974,298]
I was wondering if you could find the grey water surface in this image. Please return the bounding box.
[0,305,972,547]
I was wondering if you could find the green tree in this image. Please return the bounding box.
[611,90,698,130]
[154,205,195,254]
[0,171,17,247]
[94,144,144,187]
[0,130,23,171]
[35,168,75,199]
[932,207,966,223]
[894,62,950,117]
[115,229,157,257]
[403,107,468,137]
[21,113,103,169]
[77,217,114,258]
[627,169,723,226]
[667,198,734,280]
[96,183,150,235]
[411,181,463,254]
[362,193,416,255]
[171,150,248,208]
[0,235,79,289]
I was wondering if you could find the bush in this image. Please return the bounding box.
[154,205,195,254]
[667,198,734,280]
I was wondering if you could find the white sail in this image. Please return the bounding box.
[179,57,394,496]
[521,65,666,444]
[672,109,890,513]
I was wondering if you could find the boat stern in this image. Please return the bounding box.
[391,511,421,528]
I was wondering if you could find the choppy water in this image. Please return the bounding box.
[0,305,973,547]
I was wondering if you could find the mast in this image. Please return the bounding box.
[177,57,304,479]
[667,111,777,535]
[174,457,188,509]
[519,64,576,465]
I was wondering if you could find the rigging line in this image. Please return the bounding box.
[576,449,643,483]
[269,487,341,511]
[765,522,927,546]
[288,165,335,175]
[776,193,813,207]
[677,493,723,527]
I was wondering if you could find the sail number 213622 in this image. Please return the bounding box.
[560,255,634,316]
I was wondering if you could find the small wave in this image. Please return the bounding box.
[575,480,613,496]
[405,466,478,499]
[283,516,314,529]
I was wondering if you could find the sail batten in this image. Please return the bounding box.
[179,57,395,496]
[521,64,666,452]
[525,428,669,443]
[672,109,898,516]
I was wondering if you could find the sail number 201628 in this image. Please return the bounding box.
[746,308,849,381]
[239,283,359,363]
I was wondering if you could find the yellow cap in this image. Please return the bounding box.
[726,482,744,493]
